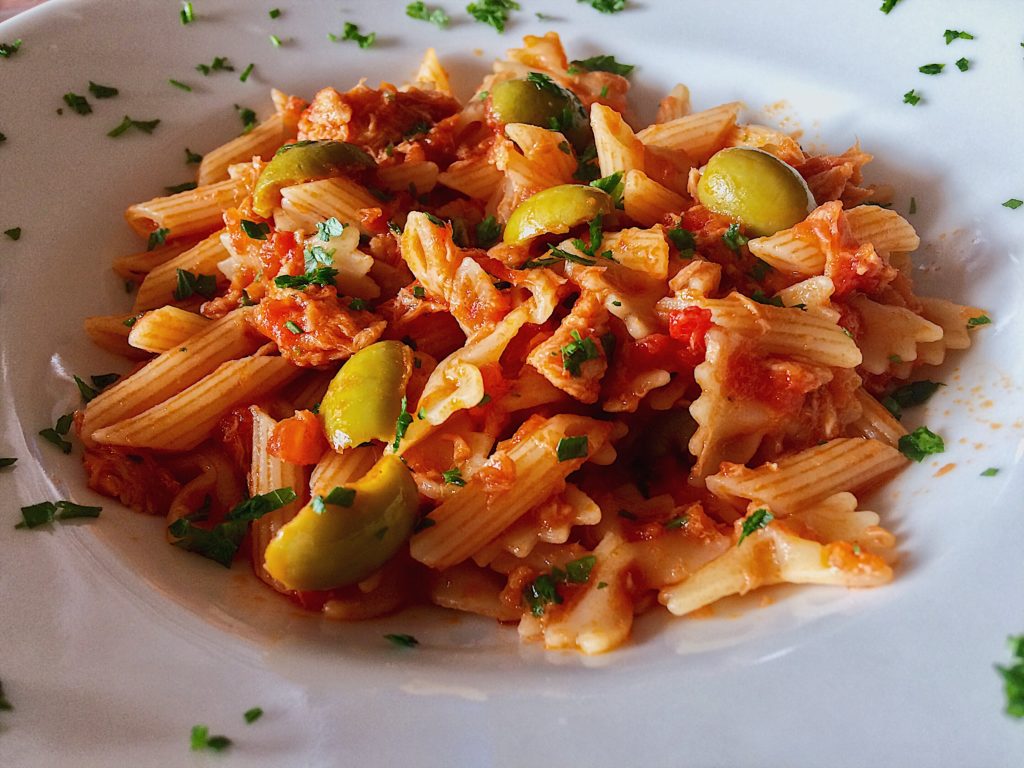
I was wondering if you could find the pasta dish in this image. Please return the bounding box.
[77,33,984,654]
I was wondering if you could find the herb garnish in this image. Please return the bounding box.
[63,92,92,115]
[898,426,945,462]
[239,62,255,83]
[330,22,376,48]
[943,29,974,44]
[406,2,451,28]
[88,81,118,99]
[903,89,921,106]
[467,0,520,32]
[269,34,283,48]
[555,435,588,462]
[235,104,257,133]
[981,468,999,477]
[179,2,195,24]
[475,215,501,248]
[392,397,413,451]
[997,635,1024,718]
[967,314,991,327]
[164,181,197,194]
[325,486,356,507]
[722,223,748,252]
[567,54,634,76]
[384,633,419,647]
[737,508,773,546]
[590,171,624,207]
[4,227,21,241]
[107,115,160,137]
[284,320,303,334]
[0,39,23,58]
[316,216,345,241]
[561,329,600,377]
[919,63,944,75]
[244,707,264,724]
[881,380,942,419]
[39,413,74,454]
[16,500,102,529]
[667,225,696,257]
[0,679,11,710]
[955,57,969,72]
[169,79,192,92]
[240,219,270,240]
[0,458,16,469]
[442,467,466,486]
[522,554,597,616]
[1004,199,1023,210]
[190,725,232,752]
[185,147,203,164]
[879,0,902,13]
[269,8,281,19]
[173,268,217,300]
[580,0,626,12]
[196,56,234,75]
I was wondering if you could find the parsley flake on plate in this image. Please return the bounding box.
[580,0,626,13]
[39,413,74,454]
[4,227,21,241]
[330,22,376,48]
[881,380,942,420]
[737,508,773,546]
[0,39,22,58]
[184,147,203,164]
[981,468,999,477]
[173,268,217,300]
[0,458,16,469]
[943,29,974,44]
[107,115,160,137]
[879,0,902,13]
[898,426,945,462]
[406,2,450,28]
[467,0,520,33]
[190,725,232,752]
[568,54,634,76]
[16,500,102,529]
[955,57,970,72]
[997,635,1024,718]
[239,62,255,82]
[147,227,170,251]
[919,63,944,75]
[235,104,257,133]
[384,633,419,647]
[556,435,588,462]
[244,707,264,724]
[88,81,118,98]
[1004,199,1023,210]
[179,1,195,25]
[0,679,11,710]
[168,79,192,91]
[196,56,233,76]
[903,89,921,106]
[63,92,92,115]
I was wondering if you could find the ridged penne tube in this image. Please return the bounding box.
[91,356,300,451]
[81,309,263,437]
[379,161,440,194]
[599,226,670,280]
[409,414,616,570]
[414,47,453,96]
[591,103,645,177]
[437,156,504,200]
[845,205,920,253]
[133,231,231,312]
[309,444,381,494]
[705,438,907,516]
[249,407,307,592]
[658,522,893,617]
[622,170,687,227]
[792,492,896,554]
[849,294,943,374]
[655,83,691,123]
[125,166,258,239]
[128,306,212,353]
[276,177,380,235]
[83,314,152,361]
[198,112,297,186]
[849,388,906,447]
[504,122,577,181]
[659,293,862,368]
[113,238,202,282]
[636,102,741,163]
[747,228,824,275]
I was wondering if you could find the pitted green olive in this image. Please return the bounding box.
[696,147,815,237]
[252,140,376,217]
[263,455,419,591]
[503,184,615,245]
[490,76,591,148]
[320,340,413,452]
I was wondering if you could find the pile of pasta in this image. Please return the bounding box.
[79,33,982,654]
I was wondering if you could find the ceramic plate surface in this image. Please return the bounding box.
[2,1,1024,765]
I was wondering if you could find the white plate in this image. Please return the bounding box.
[2,0,1024,765]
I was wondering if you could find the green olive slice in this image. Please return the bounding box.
[503,184,615,245]
[251,140,376,217]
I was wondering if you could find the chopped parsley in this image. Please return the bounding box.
[898,426,945,462]
[164,181,197,194]
[185,147,203,164]
[955,57,970,72]
[722,223,748,252]
[981,467,999,477]
[173,268,217,300]
[567,54,634,76]
[330,22,376,48]
[664,515,688,530]
[572,144,600,182]
[235,104,257,133]
[39,413,74,454]
[4,227,21,241]
[903,89,922,106]
[476,215,501,248]
[406,2,450,28]
[190,725,232,752]
[269,8,282,19]
[392,396,413,451]
[88,81,118,99]
[196,56,234,75]
[269,34,283,48]
[749,259,773,281]
[579,0,626,13]
[590,171,624,207]
[0,679,11,710]
[240,219,270,240]
[879,0,902,13]
[918,63,944,75]
[284,320,303,334]
[147,227,170,250]
[62,92,92,115]
[244,707,264,724]
[74,375,99,402]
[170,488,296,567]
[522,555,597,616]
[16,500,102,530]
[384,633,419,647]
[316,216,345,241]
[737,508,773,546]
[997,635,1024,718]
[0,458,16,469]
[561,329,600,377]
[239,62,255,83]
[0,39,23,58]
[944,29,974,44]
[909,196,917,214]
[442,467,466,486]
[412,285,426,299]
[667,225,696,257]
[1003,199,1023,210]
[967,314,991,327]
[881,380,942,419]
[107,115,160,137]
[180,2,195,24]
[555,435,588,462]
[750,290,784,307]
[169,79,192,91]
[466,0,520,32]
[349,298,368,311]
[324,486,356,507]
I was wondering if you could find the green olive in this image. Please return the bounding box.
[320,340,413,452]
[263,455,419,591]
[503,184,615,245]
[696,147,815,237]
[490,76,591,149]
[251,140,376,217]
